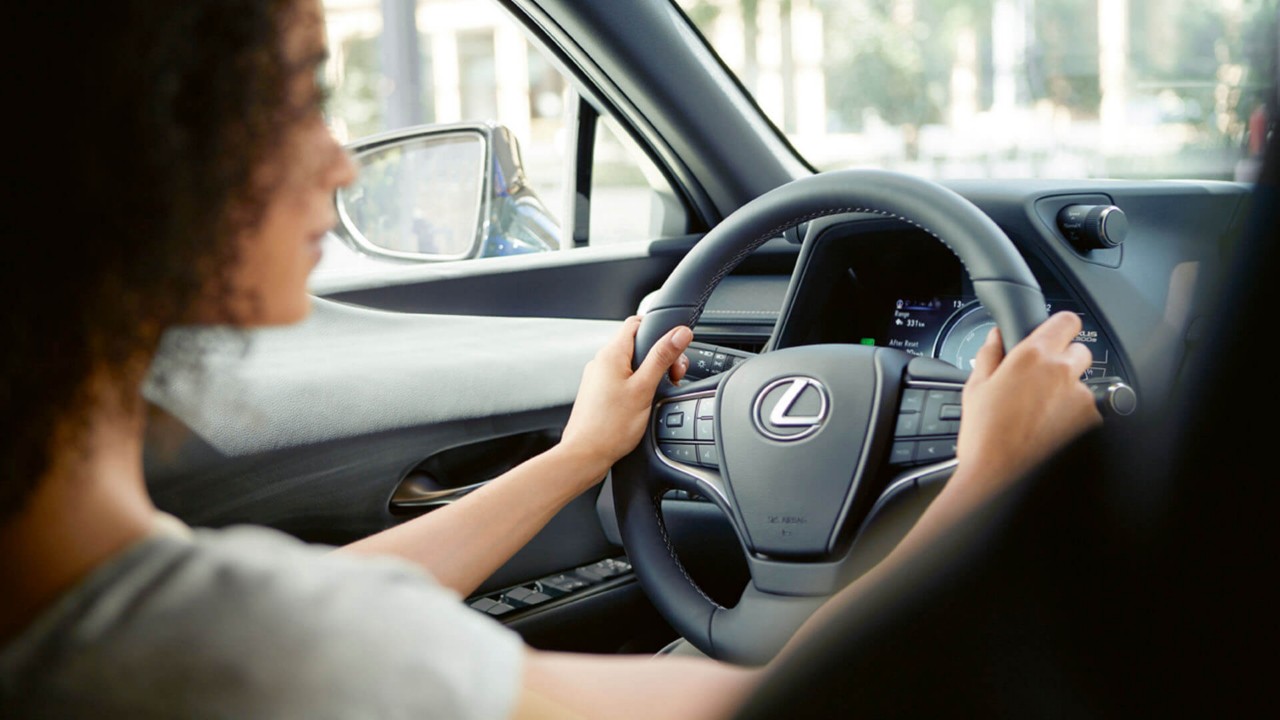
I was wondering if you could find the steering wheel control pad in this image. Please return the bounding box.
[889,388,961,466]
[655,395,720,469]
[718,344,909,558]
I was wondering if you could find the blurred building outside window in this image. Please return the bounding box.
[679,0,1276,181]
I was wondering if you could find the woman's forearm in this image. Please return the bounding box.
[339,319,692,597]
[339,443,608,597]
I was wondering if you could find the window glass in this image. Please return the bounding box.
[677,0,1276,181]
[317,0,684,284]
[590,117,685,246]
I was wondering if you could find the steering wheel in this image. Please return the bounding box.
[613,169,1048,665]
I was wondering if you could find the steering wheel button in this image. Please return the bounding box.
[696,443,719,468]
[895,412,921,437]
[695,417,715,440]
[659,443,698,465]
[890,441,916,465]
[920,417,947,435]
[900,389,926,413]
[657,401,697,440]
[939,403,962,421]
[696,398,716,419]
[917,438,958,461]
[923,389,956,418]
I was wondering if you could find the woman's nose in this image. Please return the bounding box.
[326,133,357,190]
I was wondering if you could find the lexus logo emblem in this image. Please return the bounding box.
[752,377,829,441]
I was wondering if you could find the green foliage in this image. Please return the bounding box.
[819,0,983,130]
[1030,0,1101,114]
[328,35,384,140]
[679,0,723,30]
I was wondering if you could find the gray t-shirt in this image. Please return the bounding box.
[0,525,524,719]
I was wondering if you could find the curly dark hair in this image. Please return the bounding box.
[3,0,314,519]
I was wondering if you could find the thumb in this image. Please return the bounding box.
[634,326,693,388]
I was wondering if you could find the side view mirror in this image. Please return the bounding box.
[333,122,560,262]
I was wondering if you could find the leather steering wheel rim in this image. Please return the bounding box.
[614,169,1047,664]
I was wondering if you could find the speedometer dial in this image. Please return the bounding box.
[934,302,996,371]
[933,299,1118,379]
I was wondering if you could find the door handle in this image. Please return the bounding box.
[390,473,489,510]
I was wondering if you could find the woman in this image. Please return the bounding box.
[0,1,1101,717]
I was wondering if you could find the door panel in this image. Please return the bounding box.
[314,235,698,318]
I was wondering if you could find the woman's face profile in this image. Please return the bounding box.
[219,0,356,327]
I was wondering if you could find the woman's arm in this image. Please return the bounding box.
[340,316,692,597]
[515,650,760,720]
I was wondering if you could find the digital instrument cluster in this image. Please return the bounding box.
[879,295,1117,378]
[774,226,1126,384]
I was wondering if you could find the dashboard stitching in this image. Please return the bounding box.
[688,207,966,327]
[653,491,724,610]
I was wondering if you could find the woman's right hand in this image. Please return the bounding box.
[956,311,1103,492]
[558,316,693,484]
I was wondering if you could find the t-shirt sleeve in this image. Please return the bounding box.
[196,527,526,720]
[51,527,528,720]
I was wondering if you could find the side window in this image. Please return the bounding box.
[590,117,687,246]
[318,0,687,281]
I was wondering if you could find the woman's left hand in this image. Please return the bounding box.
[559,316,693,480]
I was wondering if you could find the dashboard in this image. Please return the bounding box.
[688,180,1254,419]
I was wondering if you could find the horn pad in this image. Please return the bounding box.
[717,344,907,558]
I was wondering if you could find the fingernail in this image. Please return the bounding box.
[672,326,693,346]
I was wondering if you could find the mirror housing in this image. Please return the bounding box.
[333,122,560,262]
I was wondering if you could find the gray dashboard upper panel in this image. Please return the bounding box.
[640,274,790,328]
[145,299,617,456]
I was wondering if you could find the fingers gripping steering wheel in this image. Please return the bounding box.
[613,169,1047,665]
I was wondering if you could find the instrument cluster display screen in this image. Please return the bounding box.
[774,225,1126,385]
[880,295,1117,378]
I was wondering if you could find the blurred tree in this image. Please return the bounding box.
[817,0,991,159]
[818,0,931,133]
[330,35,384,140]
[1028,0,1101,117]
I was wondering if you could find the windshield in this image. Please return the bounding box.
[677,0,1276,181]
